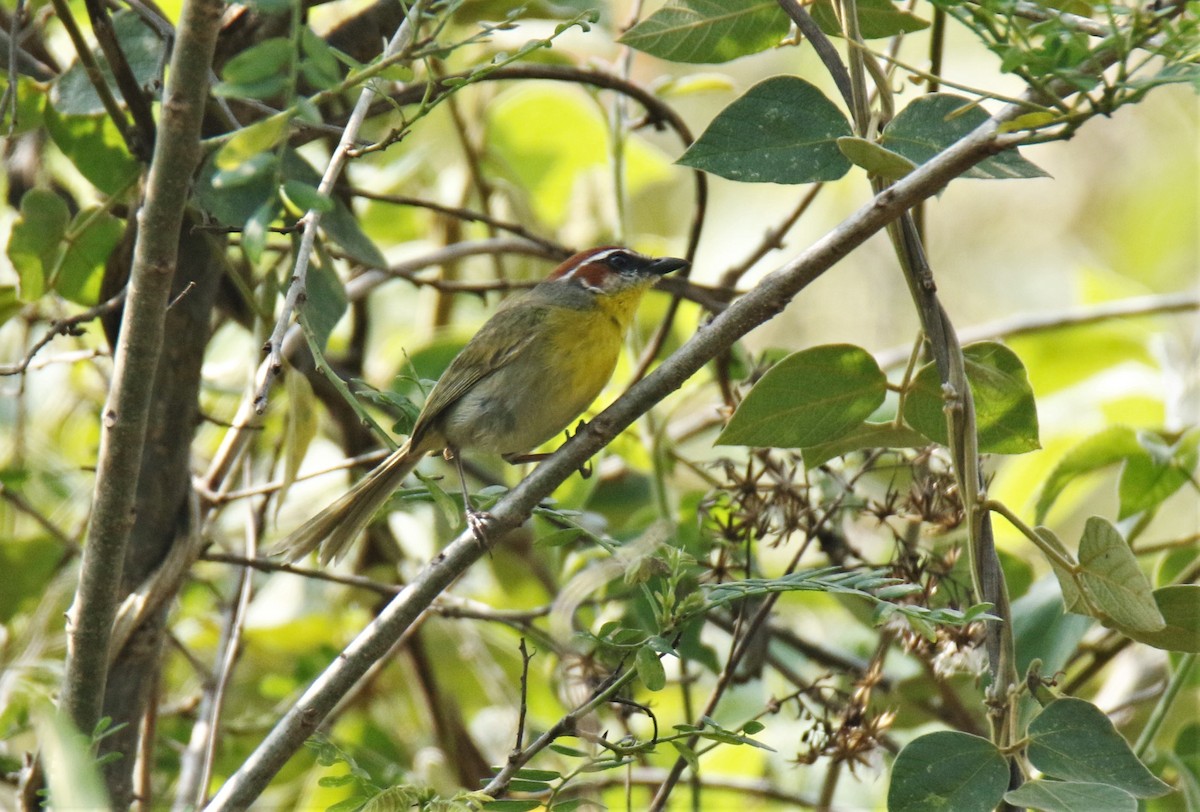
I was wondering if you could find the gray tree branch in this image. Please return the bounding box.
[60,0,224,751]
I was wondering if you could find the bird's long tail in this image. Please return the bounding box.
[272,440,426,565]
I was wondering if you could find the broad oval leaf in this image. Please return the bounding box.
[717,344,886,448]
[1027,698,1172,798]
[678,76,853,184]
[902,341,1041,454]
[619,0,789,64]
[1121,585,1200,653]
[1076,516,1165,633]
[888,731,1008,812]
[882,93,1048,180]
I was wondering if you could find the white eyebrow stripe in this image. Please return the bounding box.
[560,248,625,279]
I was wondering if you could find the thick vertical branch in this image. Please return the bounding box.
[61,0,223,741]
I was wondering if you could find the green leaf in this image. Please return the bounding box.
[300,28,344,89]
[214,38,293,100]
[483,801,542,811]
[1075,516,1165,633]
[0,287,21,329]
[636,645,667,691]
[678,76,854,184]
[1120,585,1200,653]
[670,740,701,773]
[1035,526,1084,617]
[279,370,318,514]
[837,136,918,180]
[1026,698,1172,798]
[800,422,931,469]
[51,11,163,116]
[214,113,291,172]
[618,0,789,64]
[1011,575,1094,678]
[881,94,1048,180]
[717,344,886,447]
[1035,426,1143,523]
[811,0,930,39]
[1117,429,1199,519]
[281,180,333,214]
[1003,780,1137,812]
[902,342,1041,454]
[887,731,1009,812]
[7,189,70,301]
[299,261,348,352]
[322,197,387,268]
[43,105,140,196]
[55,209,124,305]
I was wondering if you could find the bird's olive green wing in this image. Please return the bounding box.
[409,302,549,444]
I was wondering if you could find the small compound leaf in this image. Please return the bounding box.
[888,731,1008,812]
[1027,698,1172,798]
[882,94,1048,180]
[717,344,886,448]
[1003,780,1136,812]
[618,0,789,64]
[902,342,1040,454]
[635,645,667,691]
[678,76,853,184]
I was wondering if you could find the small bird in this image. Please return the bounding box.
[275,246,689,564]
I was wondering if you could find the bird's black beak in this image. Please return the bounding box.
[645,256,689,276]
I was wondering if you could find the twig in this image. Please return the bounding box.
[199,551,400,597]
[0,290,127,376]
[348,189,569,255]
[83,0,157,157]
[252,0,427,415]
[873,290,1200,368]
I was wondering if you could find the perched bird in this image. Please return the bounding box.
[275,246,688,564]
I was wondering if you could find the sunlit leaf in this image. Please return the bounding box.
[619,0,789,63]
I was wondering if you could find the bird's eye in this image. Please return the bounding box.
[606,252,639,273]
